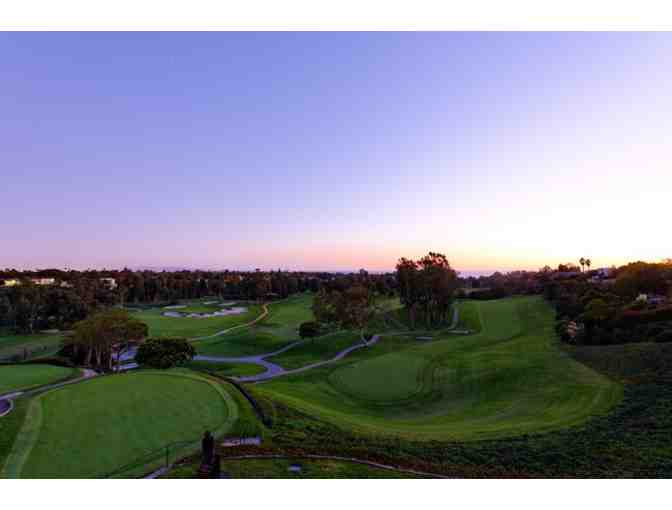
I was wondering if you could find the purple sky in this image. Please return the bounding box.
[2,32,670,273]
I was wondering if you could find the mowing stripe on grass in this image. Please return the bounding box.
[1,396,43,478]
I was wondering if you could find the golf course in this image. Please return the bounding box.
[192,293,316,357]
[256,296,623,441]
[0,294,633,477]
[0,364,80,396]
[1,370,258,478]
[130,300,262,339]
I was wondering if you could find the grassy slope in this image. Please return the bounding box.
[0,331,65,361]
[11,370,239,478]
[194,294,314,357]
[267,331,363,370]
[163,457,424,478]
[186,360,267,377]
[257,297,622,441]
[0,364,78,395]
[132,303,262,339]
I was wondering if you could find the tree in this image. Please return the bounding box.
[585,258,592,272]
[299,321,320,342]
[338,285,376,344]
[135,337,195,369]
[396,252,458,329]
[67,309,147,372]
[579,258,586,272]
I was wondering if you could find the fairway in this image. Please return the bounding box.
[0,364,78,395]
[194,293,314,357]
[131,302,262,339]
[0,331,66,361]
[257,297,623,441]
[5,370,240,478]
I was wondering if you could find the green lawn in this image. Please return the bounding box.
[257,297,623,441]
[267,331,364,370]
[186,360,267,377]
[0,364,79,395]
[130,303,262,339]
[194,293,314,357]
[455,300,482,332]
[0,331,66,361]
[3,370,249,478]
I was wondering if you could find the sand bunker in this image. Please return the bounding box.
[161,306,248,319]
[164,304,187,310]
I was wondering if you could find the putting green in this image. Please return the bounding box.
[257,297,623,441]
[0,364,78,395]
[4,370,240,478]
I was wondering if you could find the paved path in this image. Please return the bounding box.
[0,368,98,417]
[191,303,270,341]
[122,303,460,380]
[117,303,273,366]
[195,334,380,383]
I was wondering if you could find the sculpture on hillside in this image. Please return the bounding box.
[202,430,215,465]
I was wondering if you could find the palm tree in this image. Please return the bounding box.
[585,258,591,272]
[579,257,586,272]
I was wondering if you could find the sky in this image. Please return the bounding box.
[1,32,670,274]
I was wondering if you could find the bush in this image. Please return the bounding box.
[298,321,320,340]
[620,306,672,326]
[135,338,195,369]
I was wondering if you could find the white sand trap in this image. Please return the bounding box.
[164,305,187,309]
[161,306,248,319]
[219,301,236,306]
[203,300,219,305]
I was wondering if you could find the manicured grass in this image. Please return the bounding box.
[131,303,262,339]
[186,360,267,377]
[0,398,29,472]
[257,297,622,441]
[0,331,66,361]
[7,370,244,478]
[455,300,482,332]
[0,364,78,395]
[194,294,314,357]
[256,336,672,477]
[162,457,424,478]
[267,331,364,370]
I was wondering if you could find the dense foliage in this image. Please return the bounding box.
[544,261,672,345]
[135,337,195,369]
[59,309,148,371]
[396,252,458,328]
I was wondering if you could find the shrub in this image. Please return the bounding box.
[135,337,195,369]
[298,321,320,340]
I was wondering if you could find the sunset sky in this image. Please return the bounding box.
[2,32,670,274]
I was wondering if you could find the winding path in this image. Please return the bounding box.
[121,302,459,382]
[0,368,98,418]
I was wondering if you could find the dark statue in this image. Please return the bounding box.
[201,430,215,465]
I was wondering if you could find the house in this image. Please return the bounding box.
[100,277,117,290]
[30,277,55,286]
[1,279,21,287]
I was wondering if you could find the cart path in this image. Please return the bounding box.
[0,368,99,416]
[123,304,459,381]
